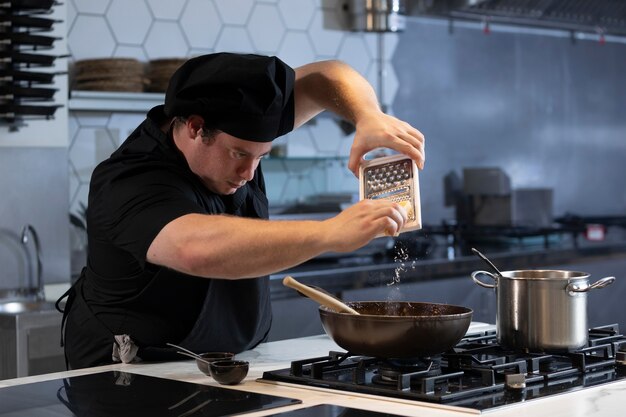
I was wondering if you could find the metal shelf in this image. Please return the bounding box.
[68,90,164,112]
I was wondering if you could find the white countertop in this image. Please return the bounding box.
[1,323,624,417]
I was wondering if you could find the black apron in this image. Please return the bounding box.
[57,179,272,369]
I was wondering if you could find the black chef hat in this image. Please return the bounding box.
[163,53,295,142]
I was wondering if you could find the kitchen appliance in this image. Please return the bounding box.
[265,404,407,416]
[0,370,300,416]
[346,0,406,33]
[451,168,554,227]
[359,154,422,233]
[472,269,615,351]
[261,324,626,412]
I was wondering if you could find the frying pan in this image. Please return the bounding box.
[320,301,473,358]
[0,69,61,84]
[0,0,57,11]
[0,103,61,118]
[2,32,60,48]
[282,276,473,358]
[0,14,58,29]
[0,51,66,67]
[0,85,57,100]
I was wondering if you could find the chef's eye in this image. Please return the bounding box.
[231,151,248,159]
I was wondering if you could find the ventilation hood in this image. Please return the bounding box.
[408,0,626,37]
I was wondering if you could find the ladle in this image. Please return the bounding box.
[471,248,503,276]
[282,275,360,315]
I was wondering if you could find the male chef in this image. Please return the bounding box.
[59,53,425,369]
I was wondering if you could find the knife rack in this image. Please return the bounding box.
[0,0,64,131]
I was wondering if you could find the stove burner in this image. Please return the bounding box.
[262,324,626,412]
[372,358,441,386]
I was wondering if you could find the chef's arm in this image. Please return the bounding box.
[146,199,407,279]
[293,60,426,175]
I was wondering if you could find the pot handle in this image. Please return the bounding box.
[567,276,615,294]
[471,270,498,289]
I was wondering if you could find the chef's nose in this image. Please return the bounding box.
[237,160,257,181]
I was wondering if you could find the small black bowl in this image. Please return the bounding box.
[209,360,249,385]
[195,352,235,376]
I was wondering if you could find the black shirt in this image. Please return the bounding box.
[65,106,272,367]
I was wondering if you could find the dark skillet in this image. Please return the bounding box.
[319,301,472,358]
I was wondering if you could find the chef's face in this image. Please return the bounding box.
[187,130,272,195]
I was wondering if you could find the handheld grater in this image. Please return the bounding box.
[359,154,422,234]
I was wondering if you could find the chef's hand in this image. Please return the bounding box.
[321,199,408,253]
[347,110,425,177]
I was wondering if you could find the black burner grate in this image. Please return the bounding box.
[262,325,626,412]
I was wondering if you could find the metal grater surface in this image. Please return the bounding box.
[359,154,422,233]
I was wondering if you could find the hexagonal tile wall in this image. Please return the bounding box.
[249,3,286,53]
[180,0,222,50]
[107,0,152,44]
[67,0,402,206]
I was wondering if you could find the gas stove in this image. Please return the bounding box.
[261,324,626,412]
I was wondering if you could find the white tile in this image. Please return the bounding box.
[280,165,321,202]
[248,3,285,53]
[113,45,149,61]
[363,32,400,61]
[68,163,80,203]
[214,26,254,53]
[277,0,315,30]
[144,21,189,59]
[70,184,89,218]
[69,114,80,146]
[309,117,343,155]
[337,34,371,76]
[67,0,78,30]
[277,31,315,68]
[68,15,116,60]
[107,113,147,145]
[180,0,222,49]
[106,0,153,45]
[367,61,399,112]
[337,129,354,157]
[188,48,214,57]
[326,162,359,194]
[215,0,255,25]
[73,0,111,14]
[145,0,187,20]
[308,9,344,57]
[262,160,289,203]
[69,127,117,182]
[284,125,316,157]
[74,111,111,127]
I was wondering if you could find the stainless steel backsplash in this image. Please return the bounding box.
[393,18,626,223]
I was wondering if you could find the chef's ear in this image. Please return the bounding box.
[187,115,206,138]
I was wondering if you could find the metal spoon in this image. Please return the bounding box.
[166,342,203,359]
[471,248,503,276]
[283,275,360,315]
[174,350,213,365]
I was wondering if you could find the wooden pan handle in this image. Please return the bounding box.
[282,275,360,315]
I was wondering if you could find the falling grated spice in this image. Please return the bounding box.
[388,241,416,286]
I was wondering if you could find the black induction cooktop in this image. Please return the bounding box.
[266,404,405,416]
[0,371,300,417]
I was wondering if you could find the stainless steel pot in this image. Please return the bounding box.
[472,270,615,351]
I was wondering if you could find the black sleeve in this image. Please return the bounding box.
[90,168,205,266]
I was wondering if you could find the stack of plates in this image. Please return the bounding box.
[146,58,187,92]
[73,58,146,92]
